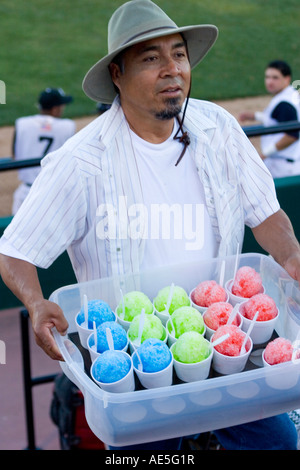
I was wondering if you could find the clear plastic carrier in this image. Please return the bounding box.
[50,253,300,447]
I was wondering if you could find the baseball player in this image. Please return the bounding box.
[12,87,75,215]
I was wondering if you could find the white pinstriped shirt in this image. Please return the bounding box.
[1,97,280,282]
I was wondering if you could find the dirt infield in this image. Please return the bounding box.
[0,95,269,217]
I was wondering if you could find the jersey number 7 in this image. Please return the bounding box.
[39,136,54,157]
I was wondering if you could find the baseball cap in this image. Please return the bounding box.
[38,88,73,109]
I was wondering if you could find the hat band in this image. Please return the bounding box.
[121,25,177,47]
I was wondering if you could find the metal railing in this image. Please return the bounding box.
[0,121,300,172]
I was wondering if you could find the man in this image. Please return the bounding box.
[12,87,75,214]
[239,60,300,178]
[0,0,299,450]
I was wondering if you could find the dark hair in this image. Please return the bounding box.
[266,60,292,77]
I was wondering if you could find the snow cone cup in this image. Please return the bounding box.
[170,332,213,382]
[75,310,117,349]
[154,301,191,326]
[225,279,265,307]
[132,350,173,389]
[166,318,206,347]
[189,288,229,314]
[211,331,253,375]
[87,331,129,362]
[116,306,155,331]
[170,342,213,382]
[128,326,168,354]
[204,312,243,340]
[262,349,300,390]
[90,351,135,393]
[75,312,92,348]
[239,301,279,344]
[75,298,117,348]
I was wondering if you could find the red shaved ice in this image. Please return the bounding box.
[212,325,249,357]
[232,266,263,298]
[242,293,277,321]
[264,337,293,365]
[203,302,237,331]
[192,280,227,307]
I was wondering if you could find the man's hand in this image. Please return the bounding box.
[28,299,69,361]
[282,253,300,285]
[0,254,68,360]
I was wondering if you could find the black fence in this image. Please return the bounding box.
[0,121,300,172]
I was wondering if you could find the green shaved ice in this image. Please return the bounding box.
[169,307,205,338]
[154,286,190,314]
[172,332,211,364]
[116,291,153,321]
[128,314,164,343]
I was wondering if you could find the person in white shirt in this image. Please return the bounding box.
[0,0,300,450]
[12,87,76,214]
[239,60,300,178]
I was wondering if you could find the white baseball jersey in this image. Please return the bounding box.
[14,114,76,184]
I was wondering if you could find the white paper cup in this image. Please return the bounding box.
[211,334,253,375]
[170,341,213,383]
[262,349,300,390]
[166,318,206,347]
[154,299,192,326]
[116,306,155,331]
[225,279,265,307]
[128,326,168,354]
[239,302,279,344]
[75,311,117,349]
[87,331,129,362]
[189,288,229,314]
[90,351,135,393]
[132,351,173,389]
[204,312,243,340]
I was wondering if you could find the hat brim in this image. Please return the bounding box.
[82,24,218,104]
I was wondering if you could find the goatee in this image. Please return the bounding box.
[154,98,182,120]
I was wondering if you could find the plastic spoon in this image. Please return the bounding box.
[292,330,300,362]
[93,321,98,352]
[134,346,143,371]
[133,308,145,347]
[164,303,175,336]
[83,294,89,327]
[211,333,230,348]
[240,310,259,355]
[219,260,226,288]
[164,283,175,335]
[232,242,240,283]
[165,283,175,314]
[226,304,240,325]
[106,327,114,351]
[119,288,125,320]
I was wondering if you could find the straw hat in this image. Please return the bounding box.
[82,0,218,103]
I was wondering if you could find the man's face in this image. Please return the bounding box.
[110,33,191,123]
[264,67,291,95]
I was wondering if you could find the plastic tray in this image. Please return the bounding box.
[50,253,300,446]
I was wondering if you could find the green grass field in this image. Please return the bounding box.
[1,0,300,126]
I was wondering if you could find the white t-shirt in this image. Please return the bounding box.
[130,122,218,270]
[1,121,217,270]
